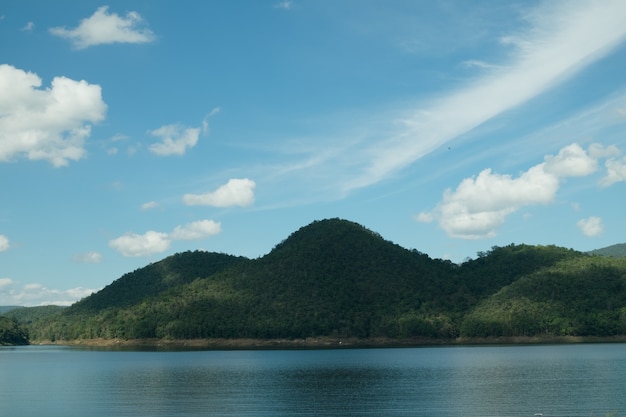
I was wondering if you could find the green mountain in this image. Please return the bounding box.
[461,255,626,337]
[18,218,626,344]
[70,251,248,314]
[589,243,626,258]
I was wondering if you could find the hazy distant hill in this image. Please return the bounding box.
[19,218,626,343]
[588,243,626,258]
[0,306,21,314]
[3,305,66,324]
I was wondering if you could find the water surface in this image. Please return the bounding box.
[1,344,625,417]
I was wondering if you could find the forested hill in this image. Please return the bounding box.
[69,251,248,314]
[12,218,626,343]
[589,243,626,258]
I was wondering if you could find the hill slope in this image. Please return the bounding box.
[589,243,626,258]
[460,255,626,337]
[70,250,248,313]
[21,218,626,343]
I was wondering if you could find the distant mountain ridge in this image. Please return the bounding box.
[588,243,626,258]
[8,218,626,344]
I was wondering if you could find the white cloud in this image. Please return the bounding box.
[183,178,256,207]
[601,156,626,187]
[109,219,222,257]
[543,143,598,177]
[577,216,604,237]
[149,124,200,156]
[0,64,107,167]
[141,201,159,210]
[418,165,560,239]
[418,143,613,239]
[49,6,155,49]
[0,235,9,252]
[461,60,501,70]
[274,1,294,10]
[342,1,626,191]
[0,279,97,306]
[170,220,222,241]
[21,21,34,31]
[72,251,103,263]
[589,143,620,159]
[201,107,220,135]
[109,230,170,257]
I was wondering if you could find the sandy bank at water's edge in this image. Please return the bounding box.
[31,335,626,349]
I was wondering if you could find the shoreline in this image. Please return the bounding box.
[32,335,626,350]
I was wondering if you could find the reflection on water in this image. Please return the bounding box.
[1,344,625,417]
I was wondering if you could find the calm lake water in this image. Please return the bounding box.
[1,343,625,417]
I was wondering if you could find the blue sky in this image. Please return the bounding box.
[1,1,626,306]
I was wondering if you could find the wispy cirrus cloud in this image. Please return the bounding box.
[274,1,294,10]
[49,6,155,49]
[253,1,626,200]
[345,1,626,191]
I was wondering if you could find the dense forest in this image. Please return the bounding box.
[0,316,29,345]
[3,218,626,345]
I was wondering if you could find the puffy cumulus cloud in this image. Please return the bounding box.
[109,219,222,257]
[72,251,103,263]
[109,230,170,257]
[0,235,9,252]
[577,216,604,237]
[149,124,200,156]
[418,165,560,239]
[0,65,107,167]
[601,156,626,187]
[417,143,617,239]
[0,279,97,306]
[543,144,598,177]
[49,6,155,49]
[169,220,222,241]
[183,178,256,207]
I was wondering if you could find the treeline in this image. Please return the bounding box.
[0,316,29,345]
[8,219,626,343]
